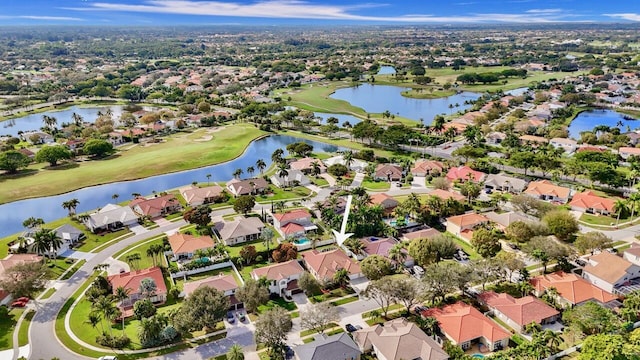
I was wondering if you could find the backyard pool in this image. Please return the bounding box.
[294,238,310,245]
[471,354,485,359]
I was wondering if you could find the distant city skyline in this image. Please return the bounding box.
[1,0,640,25]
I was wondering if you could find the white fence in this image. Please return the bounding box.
[170,260,233,279]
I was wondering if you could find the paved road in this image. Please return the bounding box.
[29,220,186,360]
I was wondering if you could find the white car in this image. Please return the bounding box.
[98,356,117,360]
[413,265,425,276]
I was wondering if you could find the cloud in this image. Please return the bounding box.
[0,15,84,21]
[526,9,562,14]
[605,13,640,21]
[64,0,579,23]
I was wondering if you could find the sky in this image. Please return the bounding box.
[1,0,640,25]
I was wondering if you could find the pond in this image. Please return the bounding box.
[568,109,639,139]
[330,84,479,123]
[0,134,343,237]
[314,112,362,126]
[0,105,144,137]
[377,65,396,75]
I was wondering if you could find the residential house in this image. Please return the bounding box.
[530,271,619,308]
[226,178,269,197]
[215,217,265,246]
[582,252,640,293]
[402,228,441,242]
[411,160,447,177]
[550,138,578,153]
[484,211,535,231]
[182,274,243,310]
[294,333,362,360]
[623,244,640,267]
[107,266,168,308]
[53,223,85,253]
[21,131,54,144]
[354,318,449,360]
[167,233,216,261]
[624,132,640,146]
[0,253,44,303]
[519,135,549,146]
[445,166,486,183]
[84,204,139,233]
[323,155,368,172]
[289,157,326,174]
[272,209,317,239]
[129,194,182,218]
[427,189,466,203]
[445,213,490,239]
[618,147,640,160]
[486,132,506,145]
[180,185,224,207]
[369,193,400,216]
[108,132,124,146]
[569,191,615,215]
[65,139,85,153]
[270,169,310,188]
[477,291,560,333]
[17,148,35,159]
[360,237,413,267]
[374,164,403,182]
[302,249,362,282]
[524,180,572,203]
[422,302,510,352]
[483,174,527,193]
[251,259,305,297]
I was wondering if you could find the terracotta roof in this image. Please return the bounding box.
[428,189,465,202]
[375,164,403,179]
[402,228,441,241]
[422,302,510,344]
[281,222,305,235]
[181,185,224,205]
[183,274,238,297]
[129,194,179,216]
[251,259,304,281]
[289,157,326,172]
[369,193,399,208]
[0,254,43,278]
[302,249,361,279]
[354,318,448,360]
[478,291,559,327]
[446,213,489,227]
[360,237,399,258]
[411,160,446,174]
[569,191,615,213]
[584,252,636,284]
[525,180,571,199]
[619,147,640,155]
[445,166,486,183]
[168,233,215,254]
[530,271,618,305]
[108,267,167,296]
[273,209,312,223]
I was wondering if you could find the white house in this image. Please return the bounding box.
[84,204,139,233]
[582,252,640,293]
[270,169,310,188]
[550,138,578,153]
[251,260,305,297]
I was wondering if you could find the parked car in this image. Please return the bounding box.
[98,356,117,360]
[607,248,618,254]
[575,259,587,267]
[16,297,29,303]
[11,300,26,308]
[507,243,520,250]
[413,265,425,276]
[285,345,294,359]
[227,312,235,323]
[345,324,358,332]
[414,305,429,313]
[238,313,246,322]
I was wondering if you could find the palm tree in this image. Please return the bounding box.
[42,115,57,130]
[343,238,365,257]
[277,163,289,187]
[86,312,104,334]
[61,198,80,216]
[256,159,266,174]
[247,166,255,178]
[333,268,349,287]
[311,161,321,177]
[271,148,284,164]
[227,344,245,360]
[614,199,630,226]
[341,150,354,170]
[125,253,141,270]
[206,173,212,185]
[628,193,640,220]
[114,286,131,334]
[388,243,407,266]
[94,295,117,336]
[261,227,275,260]
[71,112,84,127]
[416,316,439,335]
[32,228,62,261]
[232,168,243,179]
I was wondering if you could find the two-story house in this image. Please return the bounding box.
[272,209,317,239]
[251,259,305,297]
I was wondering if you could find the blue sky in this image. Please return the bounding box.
[1,0,640,25]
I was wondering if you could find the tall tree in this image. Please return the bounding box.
[0,150,31,174]
[235,278,269,313]
[254,307,292,359]
[174,286,229,332]
[301,302,340,334]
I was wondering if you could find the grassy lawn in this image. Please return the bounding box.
[255,186,312,203]
[0,124,267,204]
[445,232,481,260]
[281,130,404,159]
[300,322,340,337]
[0,308,25,350]
[46,257,76,279]
[579,213,619,227]
[362,304,405,319]
[17,310,35,346]
[330,295,359,306]
[82,229,133,252]
[309,176,329,187]
[236,262,271,281]
[361,179,391,191]
[258,297,298,314]
[61,259,86,280]
[40,287,57,300]
[114,235,168,270]
[309,287,355,303]
[174,267,240,291]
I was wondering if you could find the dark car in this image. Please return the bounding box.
[285,345,294,359]
[575,259,587,267]
[227,312,235,323]
[16,297,29,303]
[345,324,358,332]
[508,243,520,250]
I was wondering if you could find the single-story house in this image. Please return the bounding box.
[582,252,640,293]
[323,155,368,172]
[524,180,571,203]
[21,131,54,144]
[483,174,527,193]
[569,191,615,216]
[484,211,535,231]
[401,228,441,242]
[84,204,139,233]
[270,169,310,188]
[289,157,326,174]
[374,164,403,182]
[226,178,269,197]
[54,223,85,252]
[486,131,507,145]
[550,137,578,153]
[108,266,167,309]
[168,233,216,261]
[182,274,243,310]
[422,302,510,352]
[0,253,44,303]
[411,160,447,177]
[618,147,640,160]
[530,271,619,308]
[302,249,362,282]
[294,332,362,360]
[215,217,265,246]
[519,135,549,146]
[369,193,400,216]
[130,194,182,218]
[428,189,466,203]
[445,166,486,183]
[251,259,305,297]
[360,236,413,267]
[445,213,490,239]
[181,185,225,207]
[477,291,560,333]
[354,318,448,360]
[272,209,317,239]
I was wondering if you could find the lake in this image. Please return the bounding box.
[377,66,396,75]
[568,110,639,139]
[330,84,479,123]
[0,134,343,237]
[0,105,148,137]
[314,112,362,126]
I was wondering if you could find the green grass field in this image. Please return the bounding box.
[0,125,267,204]
[361,179,391,191]
[0,308,24,350]
[17,310,35,346]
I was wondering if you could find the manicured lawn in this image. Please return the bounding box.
[309,287,355,303]
[17,310,35,346]
[257,296,298,314]
[61,259,86,280]
[281,130,404,159]
[255,186,312,203]
[40,287,57,300]
[309,176,329,187]
[115,236,167,270]
[579,213,618,227]
[361,180,391,191]
[445,232,481,260]
[174,267,240,291]
[330,295,359,306]
[0,308,25,350]
[362,304,405,319]
[300,322,339,337]
[0,124,267,204]
[46,257,76,279]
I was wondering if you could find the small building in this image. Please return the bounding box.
[427,189,466,203]
[129,194,182,218]
[422,302,510,352]
[180,185,224,207]
[411,160,447,177]
[215,217,265,246]
[369,193,400,216]
[483,174,527,193]
[354,318,449,360]
[251,259,305,297]
[167,233,216,261]
[272,209,317,239]
[550,138,578,153]
[294,332,362,360]
[226,178,269,197]
[270,169,310,188]
[85,204,139,233]
[530,271,619,308]
[323,155,368,172]
[582,252,640,293]
[374,164,403,182]
[477,291,560,333]
[360,236,413,267]
[54,223,85,249]
[524,180,571,203]
[445,213,490,238]
[569,191,615,215]
[445,166,486,183]
[108,266,167,308]
[289,157,326,174]
[182,274,243,310]
[484,211,534,231]
[618,147,640,160]
[486,131,506,145]
[623,244,640,267]
[302,249,362,282]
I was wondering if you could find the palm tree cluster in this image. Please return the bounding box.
[30,228,64,261]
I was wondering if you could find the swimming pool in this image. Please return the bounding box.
[471,354,485,359]
[294,238,310,245]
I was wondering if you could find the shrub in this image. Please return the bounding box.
[96,334,131,348]
[133,298,156,319]
[161,325,179,342]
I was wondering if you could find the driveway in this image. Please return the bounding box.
[291,293,309,308]
[59,249,95,261]
[129,224,148,235]
[103,256,130,275]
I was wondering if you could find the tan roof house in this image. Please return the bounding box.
[483,174,527,193]
[402,228,441,242]
[168,233,216,261]
[215,217,265,245]
[369,193,400,215]
[251,259,305,297]
[354,318,449,360]
[524,180,571,203]
[477,291,560,333]
[446,213,489,239]
[129,194,181,218]
[180,185,224,207]
[618,147,640,160]
[530,271,619,307]
[272,209,317,238]
[226,178,269,197]
[182,274,243,310]
[289,157,326,174]
[302,249,362,281]
[374,164,403,182]
[582,252,640,293]
[550,137,578,153]
[427,189,465,202]
[411,160,447,177]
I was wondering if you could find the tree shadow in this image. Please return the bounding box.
[45,162,80,170]
[0,169,38,182]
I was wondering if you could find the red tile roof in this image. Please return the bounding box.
[167,233,215,254]
[108,267,167,296]
[524,180,571,199]
[281,222,305,235]
[530,271,618,305]
[422,302,510,344]
[273,209,312,224]
[569,191,615,213]
[428,189,465,202]
[478,291,559,327]
[446,166,485,183]
[129,194,180,216]
[302,249,361,279]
